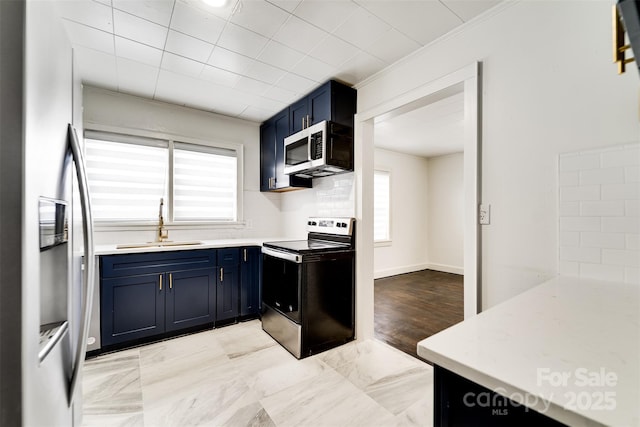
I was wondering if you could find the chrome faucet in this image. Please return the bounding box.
[157,198,169,242]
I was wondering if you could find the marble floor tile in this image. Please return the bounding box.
[214,320,277,358]
[82,322,434,427]
[260,368,396,427]
[82,349,143,418]
[321,340,425,391]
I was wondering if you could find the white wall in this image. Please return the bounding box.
[427,152,464,274]
[371,149,464,278]
[83,87,283,244]
[357,0,639,309]
[373,148,430,278]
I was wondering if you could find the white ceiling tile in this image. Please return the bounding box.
[165,30,214,62]
[62,20,115,54]
[251,95,288,112]
[238,106,273,122]
[244,60,287,84]
[112,0,175,27]
[294,0,357,33]
[56,0,113,32]
[234,76,271,95]
[217,22,269,58]
[230,0,290,38]
[272,15,327,53]
[94,0,112,7]
[291,55,335,82]
[440,0,500,22]
[335,50,386,83]
[169,1,226,44]
[257,41,304,70]
[113,9,168,49]
[74,46,118,90]
[364,28,421,65]
[266,0,302,13]
[309,34,358,67]
[180,0,239,21]
[263,85,299,104]
[200,65,241,87]
[115,36,163,67]
[207,46,254,74]
[161,51,205,77]
[332,5,390,50]
[274,72,315,93]
[116,57,159,97]
[356,0,462,45]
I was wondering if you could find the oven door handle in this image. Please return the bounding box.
[262,246,302,264]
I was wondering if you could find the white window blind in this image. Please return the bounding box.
[84,131,168,221]
[374,170,390,242]
[173,143,237,221]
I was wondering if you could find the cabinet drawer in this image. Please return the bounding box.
[217,248,240,266]
[101,249,217,278]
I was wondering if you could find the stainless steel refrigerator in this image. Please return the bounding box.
[1,0,95,425]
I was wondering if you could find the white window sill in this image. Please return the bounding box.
[374,239,392,248]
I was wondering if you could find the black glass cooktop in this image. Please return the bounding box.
[263,239,352,254]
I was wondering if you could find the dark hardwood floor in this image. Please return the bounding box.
[374,269,464,361]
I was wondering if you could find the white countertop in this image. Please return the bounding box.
[417,276,640,427]
[94,237,287,255]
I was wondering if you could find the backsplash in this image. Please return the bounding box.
[558,142,639,284]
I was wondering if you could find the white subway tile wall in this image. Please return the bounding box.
[314,174,356,218]
[559,143,640,284]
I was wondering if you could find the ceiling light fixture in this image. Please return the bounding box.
[202,0,227,7]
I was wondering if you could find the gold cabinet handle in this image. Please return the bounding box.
[243,248,247,262]
[220,267,224,282]
[169,273,173,289]
[159,274,162,291]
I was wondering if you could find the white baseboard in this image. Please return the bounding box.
[426,263,464,276]
[374,262,463,279]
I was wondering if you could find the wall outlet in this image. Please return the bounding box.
[479,204,490,225]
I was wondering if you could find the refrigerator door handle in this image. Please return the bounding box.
[67,124,95,404]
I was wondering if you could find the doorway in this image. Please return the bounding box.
[354,63,482,343]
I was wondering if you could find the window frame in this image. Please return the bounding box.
[84,124,244,231]
[373,168,392,247]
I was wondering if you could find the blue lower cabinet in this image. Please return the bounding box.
[216,248,240,322]
[166,268,216,332]
[240,247,261,317]
[100,250,217,347]
[101,274,165,346]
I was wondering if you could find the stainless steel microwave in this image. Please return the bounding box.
[283,120,353,178]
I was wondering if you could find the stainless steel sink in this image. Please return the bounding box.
[116,240,203,249]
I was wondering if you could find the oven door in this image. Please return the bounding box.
[261,247,302,323]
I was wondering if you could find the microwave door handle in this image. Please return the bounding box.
[67,124,96,404]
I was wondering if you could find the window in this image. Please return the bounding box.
[374,170,390,242]
[85,130,241,224]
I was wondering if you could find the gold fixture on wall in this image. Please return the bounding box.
[613,5,635,74]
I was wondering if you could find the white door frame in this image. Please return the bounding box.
[354,62,482,340]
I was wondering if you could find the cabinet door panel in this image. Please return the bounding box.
[308,83,331,125]
[240,247,261,317]
[274,110,291,190]
[101,274,164,346]
[166,268,215,331]
[260,120,276,191]
[290,99,307,134]
[217,266,239,321]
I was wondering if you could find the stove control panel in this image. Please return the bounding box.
[307,217,354,236]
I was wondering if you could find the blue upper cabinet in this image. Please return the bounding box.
[260,108,312,191]
[260,79,356,192]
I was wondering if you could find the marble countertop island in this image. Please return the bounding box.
[417,276,639,427]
